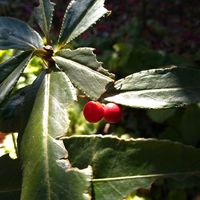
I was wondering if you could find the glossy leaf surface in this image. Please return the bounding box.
[54,48,114,99]
[34,0,55,39]
[64,135,200,200]
[58,0,109,46]
[20,71,92,200]
[0,17,43,50]
[104,66,200,109]
[0,51,32,105]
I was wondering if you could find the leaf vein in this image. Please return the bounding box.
[43,74,51,200]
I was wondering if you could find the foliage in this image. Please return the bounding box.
[0,0,200,200]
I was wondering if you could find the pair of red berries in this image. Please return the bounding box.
[83,101,122,123]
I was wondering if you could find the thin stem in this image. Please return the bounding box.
[11,133,19,158]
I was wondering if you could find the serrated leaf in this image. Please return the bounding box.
[0,71,45,133]
[0,17,43,50]
[58,0,109,46]
[54,48,114,99]
[63,135,200,200]
[104,66,200,109]
[0,51,33,105]
[0,51,31,84]
[0,154,22,200]
[34,0,55,39]
[20,71,92,200]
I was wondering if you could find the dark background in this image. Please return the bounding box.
[0,0,200,199]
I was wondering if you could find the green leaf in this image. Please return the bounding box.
[0,51,31,84]
[20,70,92,200]
[0,17,43,50]
[0,154,22,200]
[58,0,109,46]
[0,51,33,105]
[34,0,55,40]
[64,135,200,200]
[0,71,45,133]
[104,66,200,109]
[54,48,114,99]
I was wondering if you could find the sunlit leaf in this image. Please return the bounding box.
[0,17,43,50]
[20,70,92,200]
[58,0,109,46]
[64,135,200,200]
[0,51,32,105]
[54,48,114,99]
[104,66,200,109]
[34,0,55,40]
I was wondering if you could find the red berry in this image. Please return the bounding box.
[83,101,104,123]
[104,103,122,123]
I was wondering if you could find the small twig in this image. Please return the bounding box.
[11,133,19,158]
[103,123,110,134]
